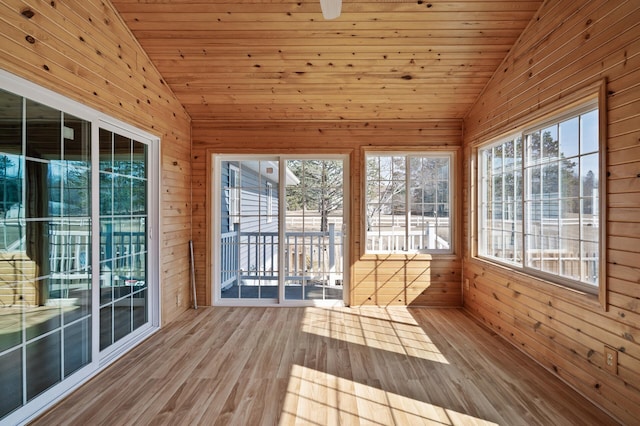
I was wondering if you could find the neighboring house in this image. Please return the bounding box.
[220,160,299,291]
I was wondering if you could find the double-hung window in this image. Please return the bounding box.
[478,99,602,293]
[365,152,453,254]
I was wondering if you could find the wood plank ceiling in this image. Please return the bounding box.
[111,0,544,121]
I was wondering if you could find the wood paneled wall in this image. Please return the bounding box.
[0,0,192,324]
[462,0,640,423]
[192,120,462,307]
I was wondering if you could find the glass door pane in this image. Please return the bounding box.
[0,90,92,418]
[219,160,280,300]
[99,129,148,351]
[284,159,344,301]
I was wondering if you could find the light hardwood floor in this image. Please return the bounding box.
[32,307,619,425]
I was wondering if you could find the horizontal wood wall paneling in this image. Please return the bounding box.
[0,1,189,130]
[186,105,467,121]
[466,2,638,142]
[0,0,192,325]
[462,0,640,423]
[465,262,638,352]
[192,120,462,307]
[465,290,639,419]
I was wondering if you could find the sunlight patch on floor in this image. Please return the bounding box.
[280,364,499,426]
[301,307,449,364]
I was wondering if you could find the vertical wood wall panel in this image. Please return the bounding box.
[0,0,192,325]
[463,0,640,423]
[192,120,462,307]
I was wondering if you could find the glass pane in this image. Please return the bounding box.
[26,100,61,161]
[580,109,599,154]
[526,201,542,234]
[133,289,148,330]
[559,117,579,159]
[99,172,112,215]
[113,296,132,343]
[113,135,131,175]
[560,238,580,281]
[528,166,541,200]
[525,234,541,270]
[99,129,112,171]
[132,141,147,179]
[581,241,599,285]
[560,199,580,239]
[542,237,560,275]
[542,163,559,199]
[503,139,514,169]
[581,154,599,197]
[63,113,90,166]
[560,158,579,198]
[132,178,146,214]
[0,348,23,418]
[541,125,558,160]
[0,154,23,221]
[64,318,91,376]
[0,89,23,156]
[99,305,112,350]
[526,131,541,165]
[286,159,344,300]
[26,331,61,400]
[113,176,131,215]
[64,164,90,216]
[492,145,503,172]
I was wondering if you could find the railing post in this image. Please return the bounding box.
[428,221,436,249]
[328,223,335,272]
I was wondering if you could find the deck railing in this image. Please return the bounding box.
[220,223,343,288]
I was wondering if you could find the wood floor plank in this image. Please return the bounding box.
[31,307,620,425]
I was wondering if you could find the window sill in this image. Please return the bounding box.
[361,252,459,261]
[468,256,604,311]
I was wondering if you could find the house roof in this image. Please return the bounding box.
[110,0,543,122]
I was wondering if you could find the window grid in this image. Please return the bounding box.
[478,104,599,290]
[365,153,452,254]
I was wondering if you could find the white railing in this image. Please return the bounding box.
[220,223,344,288]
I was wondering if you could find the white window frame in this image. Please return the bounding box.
[476,96,605,298]
[364,151,454,255]
[212,154,349,308]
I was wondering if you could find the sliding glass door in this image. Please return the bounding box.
[0,72,159,425]
[214,156,348,305]
[98,127,150,352]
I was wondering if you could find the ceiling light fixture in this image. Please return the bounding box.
[320,0,341,19]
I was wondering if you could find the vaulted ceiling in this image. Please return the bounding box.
[111,0,544,121]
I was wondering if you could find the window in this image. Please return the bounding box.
[478,100,601,292]
[365,152,453,253]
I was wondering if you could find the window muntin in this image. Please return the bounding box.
[228,165,240,230]
[478,103,600,290]
[365,153,453,253]
[266,182,273,223]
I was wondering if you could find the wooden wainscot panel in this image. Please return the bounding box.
[353,256,462,307]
